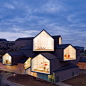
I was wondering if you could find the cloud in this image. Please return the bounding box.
[0,29,39,41]
[33,0,66,14]
[4,3,15,9]
[0,0,86,48]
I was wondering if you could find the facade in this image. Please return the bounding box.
[1,29,80,83]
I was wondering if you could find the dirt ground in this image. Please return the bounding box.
[7,74,58,86]
[63,73,86,86]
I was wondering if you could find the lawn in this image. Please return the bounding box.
[7,74,58,86]
[63,73,86,86]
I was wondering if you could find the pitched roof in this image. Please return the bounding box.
[56,44,71,49]
[40,53,58,60]
[79,57,86,62]
[8,52,25,56]
[54,63,78,73]
[34,29,54,39]
[19,50,36,57]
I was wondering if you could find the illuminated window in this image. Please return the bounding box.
[48,73,55,82]
[32,54,50,74]
[24,57,31,69]
[59,37,62,45]
[64,45,76,61]
[33,30,54,51]
[3,53,11,65]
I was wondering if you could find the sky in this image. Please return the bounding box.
[0,0,86,49]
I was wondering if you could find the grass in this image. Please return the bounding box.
[63,73,86,86]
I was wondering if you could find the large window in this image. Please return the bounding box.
[32,54,50,74]
[24,57,31,69]
[3,53,11,65]
[64,45,76,61]
[33,30,54,51]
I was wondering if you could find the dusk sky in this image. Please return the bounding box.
[0,0,86,49]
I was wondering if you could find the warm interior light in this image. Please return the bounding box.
[24,57,31,69]
[3,53,11,65]
[64,45,76,61]
[32,54,50,74]
[33,30,54,51]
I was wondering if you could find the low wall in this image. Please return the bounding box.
[0,62,25,74]
[77,62,86,69]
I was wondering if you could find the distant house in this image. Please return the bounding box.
[74,46,84,52]
[0,39,7,41]
[1,29,80,83]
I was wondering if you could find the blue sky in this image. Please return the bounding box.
[0,0,86,49]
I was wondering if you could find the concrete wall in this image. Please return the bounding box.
[54,67,79,82]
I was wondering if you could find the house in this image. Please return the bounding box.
[1,29,80,83]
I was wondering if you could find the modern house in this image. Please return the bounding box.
[1,29,80,83]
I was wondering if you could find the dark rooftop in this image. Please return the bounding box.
[8,52,25,56]
[56,44,71,49]
[54,63,78,72]
[40,53,58,60]
[19,58,28,63]
[52,35,61,38]
[16,37,34,41]
[19,50,36,57]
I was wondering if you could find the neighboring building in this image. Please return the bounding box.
[77,56,86,69]
[0,39,7,41]
[1,29,80,83]
[74,46,84,52]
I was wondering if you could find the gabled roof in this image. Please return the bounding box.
[34,29,54,39]
[7,52,25,56]
[79,57,86,62]
[16,37,34,41]
[56,44,72,49]
[40,53,58,60]
[54,63,78,73]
